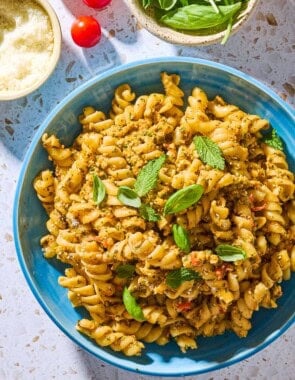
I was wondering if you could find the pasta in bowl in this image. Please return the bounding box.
[14,57,295,376]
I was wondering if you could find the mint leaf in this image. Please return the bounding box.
[166,267,201,289]
[139,204,160,222]
[134,155,166,197]
[93,174,106,205]
[194,136,225,170]
[262,129,284,151]
[116,264,135,279]
[163,184,204,215]
[215,244,246,262]
[172,224,191,253]
[117,186,141,208]
[123,287,145,321]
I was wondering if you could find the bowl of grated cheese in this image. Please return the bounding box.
[0,0,61,101]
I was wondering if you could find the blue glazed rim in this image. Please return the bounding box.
[13,57,295,377]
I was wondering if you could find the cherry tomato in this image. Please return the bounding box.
[71,16,101,48]
[83,0,112,8]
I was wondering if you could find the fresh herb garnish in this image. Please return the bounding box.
[134,155,166,197]
[139,204,161,222]
[116,156,165,214]
[172,224,191,253]
[194,135,225,170]
[117,186,141,208]
[116,264,135,279]
[215,244,247,262]
[163,184,204,215]
[123,287,145,321]
[262,128,284,151]
[93,174,106,205]
[159,2,241,30]
[141,0,243,44]
[166,267,201,289]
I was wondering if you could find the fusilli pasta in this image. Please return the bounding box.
[34,73,295,356]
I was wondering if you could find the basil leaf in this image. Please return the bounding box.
[93,174,106,205]
[160,3,241,31]
[172,224,191,253]
[194,136,225,170]
[166,267,201,289]
[134,155,166,197]
[117,186,141,208]
[116,264,135,279]
[262,128,284,151]
[123,287,145,321]
[215,244,246,262]
[163,184,204,215]
[139,204,160,222]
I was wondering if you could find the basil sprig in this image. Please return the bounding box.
[172,224,191,253]
[166,267,201,289]
[116,264,135,279]
[93,174,106,205]
[163,184,204,215]
[194,136,225,170]
[134,155,166,197]
[262,128,284,151]
[215,244,246,262]
[117,186,141,208]
[123,287,145,321]
[117,156,165,220]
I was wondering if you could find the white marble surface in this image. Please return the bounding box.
[0,0,294,379]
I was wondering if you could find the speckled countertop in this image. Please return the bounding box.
[0,0,294,379]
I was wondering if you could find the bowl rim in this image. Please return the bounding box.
[0,0,62,101]
[13,57,295,377]
[126,0,259,46]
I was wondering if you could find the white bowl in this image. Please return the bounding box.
[0,0,61,101]
[126,0,258,45]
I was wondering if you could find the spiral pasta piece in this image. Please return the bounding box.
[264,144,295,202]
[33,169,56,213]
[230,282,268,337]
[42,133,74,168]
[209,197,233,241]
[77,319,144,356]
[110,84,136,119]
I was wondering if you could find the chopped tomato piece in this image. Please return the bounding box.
[249,192,267,212]
[191,256,201,266]
[215,263,232,279]
[251,202,267,212]
[248,193,255,203]
[177,301,192,312]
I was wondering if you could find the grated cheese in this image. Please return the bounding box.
[0,0,54,94]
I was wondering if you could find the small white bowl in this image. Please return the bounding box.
[126,0,258,46]
[0,0,62,101]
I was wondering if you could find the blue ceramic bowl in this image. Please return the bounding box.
[13,57,295,377]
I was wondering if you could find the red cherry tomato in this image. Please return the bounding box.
[83,0,112,8]
[71,16,101,48]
